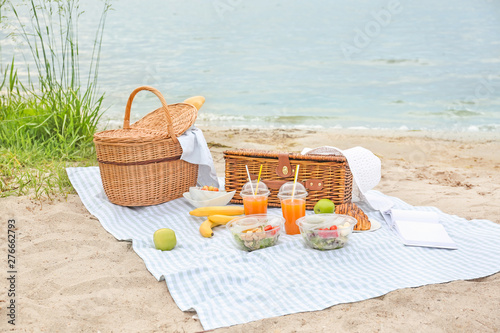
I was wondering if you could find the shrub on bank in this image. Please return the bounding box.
[0,0,110,198]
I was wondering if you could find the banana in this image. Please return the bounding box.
[183,96,205,111]
[199,215,239,238]
[189,206,244,217]
[208,215,239,225]
[199,219,216,238]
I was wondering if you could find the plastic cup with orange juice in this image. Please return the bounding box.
[240,181,270,215]
[278,182,308,235]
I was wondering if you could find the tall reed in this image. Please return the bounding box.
[0,0,111,198]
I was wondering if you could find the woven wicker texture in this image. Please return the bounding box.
[131,103,198,137]
[224,149,352,210]
[93,86,198,206]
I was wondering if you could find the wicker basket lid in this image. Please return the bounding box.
[223,149,347,162]
[93,127,169,144]
[131,102,197,136]
[94,86,198,144]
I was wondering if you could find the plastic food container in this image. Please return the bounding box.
[296,214,357,250]
[277,182,308,235]
[226,214,284,251]
[240,181,270,215]
[189,186,225,201]
[183,188,235,208]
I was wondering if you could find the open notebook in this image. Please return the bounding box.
[382,209,458,249]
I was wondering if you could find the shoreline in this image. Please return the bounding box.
[100,113,500,138]
[200,126,500,142]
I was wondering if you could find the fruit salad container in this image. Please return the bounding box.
[189,186,225,201]
[226,214,284,251]
[296,214,357,250]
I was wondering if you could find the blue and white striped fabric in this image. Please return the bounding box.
[67,167,500,330]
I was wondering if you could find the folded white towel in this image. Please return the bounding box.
[177,126,219,188]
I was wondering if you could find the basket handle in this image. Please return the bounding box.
[123,86,178,143]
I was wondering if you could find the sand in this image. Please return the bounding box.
[1,128,499,332]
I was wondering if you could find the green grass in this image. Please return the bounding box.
[0,0,110,199]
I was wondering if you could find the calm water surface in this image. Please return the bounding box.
[6,0,500,131]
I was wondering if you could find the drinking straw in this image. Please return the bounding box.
[291,165,300,202]
[245,165,255,197]
[255,165,263,195]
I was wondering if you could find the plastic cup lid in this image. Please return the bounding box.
[240,180,270,196]
[277,181,308,199]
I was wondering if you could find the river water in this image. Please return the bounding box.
[4,0,500,131]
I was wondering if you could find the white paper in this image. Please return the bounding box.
[387,209,457,249]
[390,209,439,224]
[395,220,457,249]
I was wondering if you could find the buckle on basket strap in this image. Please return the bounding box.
[302,179,324,191]
[276,153,293,178]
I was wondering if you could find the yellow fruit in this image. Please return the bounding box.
[208,215,239,225]
[189,206,244,217]
[153,228,177,251]
[199,219,216,238]
[183,96,205,111]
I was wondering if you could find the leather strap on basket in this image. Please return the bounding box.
[262,179,324,190]
[97,154,182,166]
[276,153,294,178]
[262,179,286,190]
[303,179,324,191]
[123,86,179,144]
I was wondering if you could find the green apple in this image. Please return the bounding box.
[314,199,335,214]
[153,228,177,251]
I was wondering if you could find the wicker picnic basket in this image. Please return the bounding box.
[224,149,352,210]
[93,86,199,206]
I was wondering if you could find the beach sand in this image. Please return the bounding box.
[1,128,499,332]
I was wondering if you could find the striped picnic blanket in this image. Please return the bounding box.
[67,167,500,330]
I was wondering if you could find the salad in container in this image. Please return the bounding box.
[226,214,284,251]
[296,214,357,250]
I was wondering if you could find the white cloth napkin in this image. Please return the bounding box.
[363,191,394,212]
[177,126,219,188]
[301,146,381,203]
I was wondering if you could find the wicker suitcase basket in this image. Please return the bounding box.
[93,86,198,206]
[224,149,352,210]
